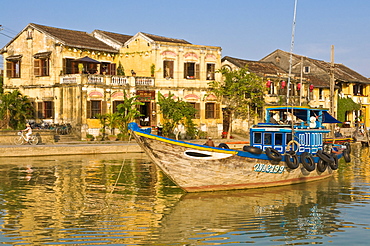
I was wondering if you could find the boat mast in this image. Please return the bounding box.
[286,0,298,106]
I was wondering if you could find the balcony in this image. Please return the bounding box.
[59,74,154,87]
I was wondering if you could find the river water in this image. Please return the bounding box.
[0,144,369,245]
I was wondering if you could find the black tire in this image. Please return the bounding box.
[316,150,334,164]
[317,159,328,172]
[300,152,315,172]
[343,149,351,163]
[243,145,263,155]
[265,147,282,161]
[329,154,339,170]
[285,152,299,169]
[344,142,351,154]
[218,143,230,149]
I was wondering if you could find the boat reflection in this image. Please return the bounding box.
[151,177,350,244]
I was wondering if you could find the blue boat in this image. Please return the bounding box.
[128,106,351,192]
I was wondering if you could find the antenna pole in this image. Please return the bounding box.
[287,0,298,105]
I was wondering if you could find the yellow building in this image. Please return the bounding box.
[1,23,223,138]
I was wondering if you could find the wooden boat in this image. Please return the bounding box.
[128,106,351,193]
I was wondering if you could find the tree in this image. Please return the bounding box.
[337,96,361,124]
[117,62,125,76]
[0,90,34,129]
[157,91,197,139]
[208,67,265,138]
[115,91,143,140]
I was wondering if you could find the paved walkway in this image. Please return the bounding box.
[0,133,250,157]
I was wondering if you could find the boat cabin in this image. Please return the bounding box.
[250,106,340,155]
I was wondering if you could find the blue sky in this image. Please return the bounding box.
[1,0,370,76]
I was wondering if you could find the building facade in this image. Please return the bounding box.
[1,23,223,138]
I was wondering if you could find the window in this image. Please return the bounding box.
[101,63,116,75]
[205,103,220,119]
[87,100,107,118]
[319,88,324,100]
[34,58,50,76]
[189,102,200,119]
[268,81,275,94]
[254,132,262,144]
[113,100,124,113]
[353,84,364,96]
[64,58,79,74]
[6,60,21,78]
[163,60,174,79]
[264,133,272,145]
[304,66,310,74]
[37,101,54,119]
[184,62,199,79]
[206,64,215,80]
[275,133,283,145]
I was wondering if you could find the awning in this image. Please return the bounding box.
[6,55,23,61]
[34,51,51,59]
[76,56,101,63]
[322,111,342,124]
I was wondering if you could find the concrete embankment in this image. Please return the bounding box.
[0,142,142,157]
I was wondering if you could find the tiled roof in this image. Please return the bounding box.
[93,30,132,45]
[141,32,191,44]
[222,56,287,76]
[30,23,118,53]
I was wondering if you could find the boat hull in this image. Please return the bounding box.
[131,130,335,193]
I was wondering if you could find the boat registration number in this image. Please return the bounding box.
[253,164,285,174]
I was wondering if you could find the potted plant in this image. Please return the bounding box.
[86,134,94,141]
[150,64,155,77]
[108,135,117,141]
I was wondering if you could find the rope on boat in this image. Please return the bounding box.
[109,133,133,195]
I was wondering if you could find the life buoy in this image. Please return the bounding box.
[343,149,351,163]
[265,147,282,161]
[317,159,327,172]
[285,152,299,169]
[316,150,334,164]
[300,152,315,172]
[287,140,300,153]
[344,142,351,154]
[218,143,230,149]
[243,145,263,155]
[329,154,339,170]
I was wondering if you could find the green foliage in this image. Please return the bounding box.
[0,90,34,130]
[117,62,125,76]
[337,96,361,123]
[157,91,197,138]
[150,64,155,76]
[208,67,265,119]
[115,91,144,139]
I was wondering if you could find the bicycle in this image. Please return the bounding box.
[14,131,39,145]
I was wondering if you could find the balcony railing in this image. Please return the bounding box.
[135,77,154,86]
[111,76,128,85]
[59,74,154,87]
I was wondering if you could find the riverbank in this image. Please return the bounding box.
[0,134,249,157]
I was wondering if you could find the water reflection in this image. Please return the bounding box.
[0,144,369,245]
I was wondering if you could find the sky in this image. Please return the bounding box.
[1,0,370,77]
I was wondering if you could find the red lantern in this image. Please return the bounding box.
[309,84,314,92]
[266,80,271,87]
[281,81,286,89]
[297,83,301,90]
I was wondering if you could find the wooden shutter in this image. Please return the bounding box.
[6,62,12,78]
[102,101,107,114]
[37,102,43,118]
[215,103,220,119]
[195,64,200,79]
[87,101,91,119]
[110,63,116,75]
[34,59,40,76]
[184,63,187,78]
[195,103,200,119]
